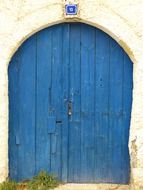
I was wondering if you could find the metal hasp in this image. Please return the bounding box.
[65,4,78,15]
[68,100,72,116]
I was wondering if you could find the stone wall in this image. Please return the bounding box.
[0,0,143,189]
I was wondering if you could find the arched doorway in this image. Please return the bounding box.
[8,23,133,184]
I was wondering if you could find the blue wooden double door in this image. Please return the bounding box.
[9,23,133,184]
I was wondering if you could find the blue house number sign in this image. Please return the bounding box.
[66,4,78,15]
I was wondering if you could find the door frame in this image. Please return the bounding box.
[0,1,143,189]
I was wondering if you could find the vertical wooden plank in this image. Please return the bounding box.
[122,53,133,183]
[18,35,36,181]
[50,25,63,179]
[61,23,70,182]
[36,28,52,174]
[80,24,96,182]
[109,38,124,183]
[94,29,110,182]
[68,23,81,182]
[9,51,20,181]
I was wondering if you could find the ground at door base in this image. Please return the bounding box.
[54,184,130,190]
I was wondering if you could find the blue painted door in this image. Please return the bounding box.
[9,23,133,184]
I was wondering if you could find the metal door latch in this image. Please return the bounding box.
[68,100,72,116]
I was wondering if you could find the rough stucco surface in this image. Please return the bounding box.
[0,0,143,189]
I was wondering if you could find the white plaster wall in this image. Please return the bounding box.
[0,0,143,189]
